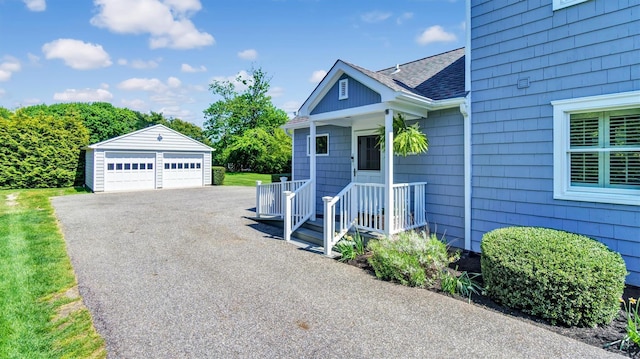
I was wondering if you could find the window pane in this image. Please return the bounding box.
[610,113,640,147]
[132,163,138,170]
[570,152,599,186]
[570,115,599,147]
[164,163,170,170]
[107,163,114,171]
[140,163,146,170]
[358,135,380,171]
[316,136,328,154]
[124,163,131,170]
[178,163,183,169]
[196,163,201,169]
[610,152,640,187]
[116,163,123,170]
[148,163,153,169]
[171,163,177,169]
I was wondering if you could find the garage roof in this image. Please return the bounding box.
[87,124,213,152]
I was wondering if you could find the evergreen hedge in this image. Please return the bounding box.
[212,166,225,185]
[481,226,626,327]
[0,111,89,189]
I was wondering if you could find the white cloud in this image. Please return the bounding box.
[23,0,45,11]
[157,106,191,119]
[53,88,114,102]
[42,39,112,70]
[211,70,252,91]
[396,12,413,25]
[309,70,326,83]
[121,98,148,111]
[117,58,162,70]
[0,56,21,82]
[181,63,206,73]
[90,0,214,50]
[279,101,301,116]
[27,53,40,65]
[268,86,284,98]
[167,76,181,88]
[361,11,392,23]
[416,25,457,45]
[238,49,257,60]
[118,77,167,92]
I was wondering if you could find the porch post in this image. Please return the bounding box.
[384,109,394,234]
[310,121,317,221]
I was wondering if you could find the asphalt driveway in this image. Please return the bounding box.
[52,187,620,358]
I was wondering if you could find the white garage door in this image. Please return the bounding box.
[162,154,203,188]
[104,153,156,192]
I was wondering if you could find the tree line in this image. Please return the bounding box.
[0,66,293,190]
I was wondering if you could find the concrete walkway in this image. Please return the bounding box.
[52,187,621,358]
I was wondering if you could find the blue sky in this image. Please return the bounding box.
[0,0,466,127]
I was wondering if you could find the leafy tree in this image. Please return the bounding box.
[166,118,212,147]
[203,67,291,172]
[18,102,139,143]
[0,107,11,119]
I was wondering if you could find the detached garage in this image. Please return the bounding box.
[85,124,213,192]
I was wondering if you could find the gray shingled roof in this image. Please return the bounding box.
[364,47,465,101]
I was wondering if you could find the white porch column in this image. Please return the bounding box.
[384,109,394,234]
[310,121,317,221]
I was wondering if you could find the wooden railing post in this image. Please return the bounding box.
[256,180,262,218]
[323,196,333,256]
[284,191,293,242]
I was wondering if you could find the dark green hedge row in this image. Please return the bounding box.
[270,173,291,183]
[0,111,89,189]
[481,226,626,327]
[212,166,225,185]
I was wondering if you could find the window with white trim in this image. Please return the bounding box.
[338,79,348,100]
[552,91,640,206]
[306,134,329,156]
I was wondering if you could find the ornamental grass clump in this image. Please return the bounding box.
[368,231,457,288]
[481,226,626,327]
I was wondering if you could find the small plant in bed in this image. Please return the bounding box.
[336,233,366,263]
[440,268,483,303]
[367,231,459,288]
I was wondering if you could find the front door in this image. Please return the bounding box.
[353,129,384,184]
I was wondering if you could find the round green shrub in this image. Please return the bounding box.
[481,226,626,327]
[212,166,225,185]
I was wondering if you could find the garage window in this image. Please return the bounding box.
[116,163,123,170]
[107,163,114,171]
[132,163,138,170]
[148,163,153,169]
[196,163,201,169]
[140,163,146,170]
[171,163,177,169]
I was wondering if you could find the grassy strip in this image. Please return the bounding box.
[223,172,271,186]
[0,188,106,359]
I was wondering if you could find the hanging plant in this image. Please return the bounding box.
[376,113,429,156]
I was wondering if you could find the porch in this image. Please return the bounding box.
[255,179,428,254]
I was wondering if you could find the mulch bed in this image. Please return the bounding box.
[344,250,640,357]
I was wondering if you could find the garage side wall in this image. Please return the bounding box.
[204,152,212,185]
[85,149,95,191]
[94,150,105,192]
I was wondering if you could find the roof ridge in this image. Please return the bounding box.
[376,47,465,73]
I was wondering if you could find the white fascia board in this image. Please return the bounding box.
[308,103,388,123]
[395,93,466,110]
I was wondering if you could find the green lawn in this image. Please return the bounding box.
[223,172,272,186]
[0,188,106,359]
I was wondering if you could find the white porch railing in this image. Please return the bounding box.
[283,180,314,241]
[323,182,428,255]
[255,179,309,218]
[392,182,428,233]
